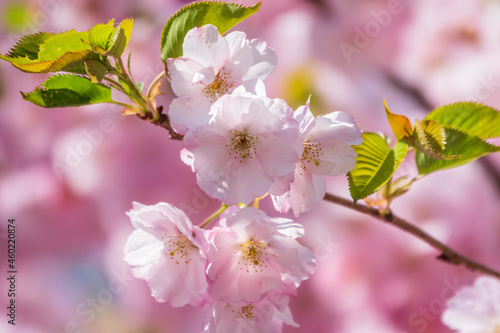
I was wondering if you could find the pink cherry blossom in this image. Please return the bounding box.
[203,290,298,333]
[123,202,209,307]
[206,206,316,304]
[182,89,302,205]
[272,101,363,217]
[442,276,500,333]
[166,24,277,134]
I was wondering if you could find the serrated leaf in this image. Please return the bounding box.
[385,100,412,141]
[4,32,54,60]
[160,1,261,61]
[348,132,408,202]
[21,74,112,107]
[426,102,500,139]
[84,59,107,83]
[416,127,500,175]
[0,30,91,74]
[411,119,456,160]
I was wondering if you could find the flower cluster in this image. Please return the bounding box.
[124,24,363,332]
[124,202,315,332]
[167,24,363,214]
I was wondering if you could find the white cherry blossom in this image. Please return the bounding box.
[124,202,209,307]
[272,101,363,216]
[182,89,302,205]
[166,24,277,134]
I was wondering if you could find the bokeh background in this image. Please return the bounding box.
[1,0,500,332]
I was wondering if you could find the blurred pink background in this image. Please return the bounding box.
[1,0,499,332]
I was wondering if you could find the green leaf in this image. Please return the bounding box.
[89,19,116,54]
[416,127,500,175]
[0,30,91,73]
[385,100,412,141]
[160,1,261,61]
[89,18,134,57]
[348,132,408,202]
[3,31,55,60]
[21,74,112,107]
[425,102,500,139]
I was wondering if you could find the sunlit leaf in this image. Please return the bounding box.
[0,30,91,73]
[385,100,412,141]
[348,132,408,202]
[426,102,500,139]
[160,1,261,61]
[21,74,112,107]
[89,18,133,58]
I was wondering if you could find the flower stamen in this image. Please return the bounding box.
[203,70,234,103]
[237,239,271,272]
[226,129,258,162]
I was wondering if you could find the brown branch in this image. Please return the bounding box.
[323,193,500,280]
[142,106,183,141]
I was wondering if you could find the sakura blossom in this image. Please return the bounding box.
[123,202,209,307]
[272,101,363,216]
[203,292,298,333]
[182,88,303,204]
[206,206,316,304]
[166,24,277,134]
[442,276,500,333]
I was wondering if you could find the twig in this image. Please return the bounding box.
[147,106,184,141]
[323,192,500,280]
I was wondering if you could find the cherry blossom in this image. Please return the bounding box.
[166,24,277,134]
[206,206,316,304]
[182,88,302,204]
[123,202,209,307]
[272,101,363,216]
[203,291,298,333]
[442,276,500,333]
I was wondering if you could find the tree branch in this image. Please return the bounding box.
[323,193,500,280]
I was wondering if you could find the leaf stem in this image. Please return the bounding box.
[323,192,500,280]
[108,100,136,109]
[147,71,166,100]
[200,204,229,229]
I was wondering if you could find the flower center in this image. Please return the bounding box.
[237,239,271,272]
[161,233,195,265]
[236,304,255,321]
[227,129,258,162]
[299,139,323,173]
[203,70,234,103]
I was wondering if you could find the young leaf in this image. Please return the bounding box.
[416,127,500,175]
[89,18,134,58]
[411,119,457,160]
[160,1,261,61]
[348,132,408,202]
[89,19,116,54]
[426,102,500,139]
[84,59,107,83]
[21,74,112,107]
[0,30,91,73]
[385,100,412,141]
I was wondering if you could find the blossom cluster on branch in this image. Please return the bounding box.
[122,24,362,332]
